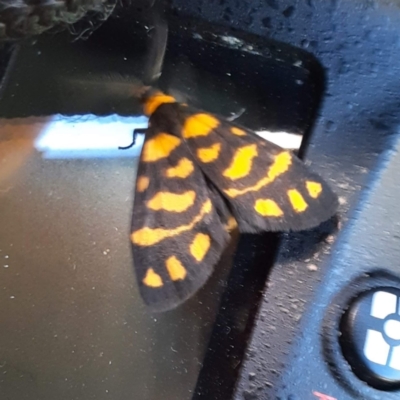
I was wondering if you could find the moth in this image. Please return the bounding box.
[128,88,338,312]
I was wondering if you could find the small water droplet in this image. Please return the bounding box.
[301,39,310,49]
[266,0,279,10]
[248,372,256,380]
[282,6,295,18]
[262,17,271,29]
[325,120,336,132]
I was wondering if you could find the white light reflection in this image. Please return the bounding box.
[35,114,148,159]
[256,130,302,150]
[34,114,301,160]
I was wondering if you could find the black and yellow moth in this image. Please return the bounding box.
[130,88,338,312]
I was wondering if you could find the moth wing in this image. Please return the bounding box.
[131,125,230,312]
[179,108,338,233]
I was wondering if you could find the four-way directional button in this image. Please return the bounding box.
[340,287,400,390]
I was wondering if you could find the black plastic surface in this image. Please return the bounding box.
[0,7,325,400]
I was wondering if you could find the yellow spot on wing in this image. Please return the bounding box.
[231,126,246,136]
[147,191,196,212]
[143,93,176,116]
[165,158,194,178]
[131,199,212,246]
[142,133,181,162]
[224,216,238,232]
[136,176,149,192]
[287,189,308,212]
[197,143,221,163]
[223,144,258,180]
[166,256,187,281]
[306,181,322,198]
[190,233,211,262]
[183,114,219,138]
[224,151,292,198]
[254,199,283,217]
[143,268,163,287]
[268,151,292,181]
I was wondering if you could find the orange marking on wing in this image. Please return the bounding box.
[166,256,187,281]
[143,268,163,287]
[231,126,246,136]
[143,93,176,116]
[224,151,292,198]
[224,216,238,232]
[268,151,292,181]
[136,176,149,192]
[165,158,194,178]
[306,181,322,198]
[183,113,219,138]
[197,143,221,163]
[147,191,196,213]
[254,199,283,217]
[190,233,211,262]
[223,144,258,180]
[142,133,181,162]
[131,199,212,246]
[287,189,308,212]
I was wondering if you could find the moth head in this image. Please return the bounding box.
[140,88,177,116]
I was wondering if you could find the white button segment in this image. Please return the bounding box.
[363,330,390,365]
[389,345,400,370]
[370,291,397,319]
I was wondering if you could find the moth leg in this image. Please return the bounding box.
[118,128,147,150]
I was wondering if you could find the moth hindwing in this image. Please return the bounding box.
[130,91,338,311]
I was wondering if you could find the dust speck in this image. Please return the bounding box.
[307,264,318,271]
[339,196,346,205]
